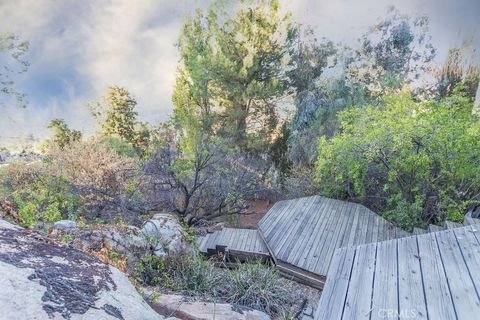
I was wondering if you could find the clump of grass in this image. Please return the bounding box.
[226,261,291,315]
[135,255,293,316]
[135,254,223,296]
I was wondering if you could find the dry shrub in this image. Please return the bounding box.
[0,161,42,193]
[48,139,139,220]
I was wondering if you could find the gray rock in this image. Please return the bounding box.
[54,219,77,229]
[149,294,271,320]
[140,213,194,258]
[0,219,164,320]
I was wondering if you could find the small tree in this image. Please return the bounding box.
[47,118,82,148]
[91,86,139,144]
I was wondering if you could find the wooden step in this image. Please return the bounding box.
[205,232,221,254]
[445,221,462,229]
[413,227,427,235]
[428,224,444,232]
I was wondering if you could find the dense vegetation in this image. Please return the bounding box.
[1,0,479,246]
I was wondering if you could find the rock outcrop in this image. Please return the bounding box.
[140,213,194,258]
[0,219,164,320]
[56,213,194,272]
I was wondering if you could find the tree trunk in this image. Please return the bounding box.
[234,104,248,148]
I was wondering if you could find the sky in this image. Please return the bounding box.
[0,0,478,147]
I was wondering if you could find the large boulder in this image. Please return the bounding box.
[0,219,165,320]
[140,213,194,258]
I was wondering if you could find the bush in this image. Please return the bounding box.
[142,145,269,225]
[47,139,140,222]
[0,161,83,228]
[101,136,138,158]
[315,90,480,230]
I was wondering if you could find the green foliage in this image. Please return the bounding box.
[226,261,290,314]
[101,136,138,158]
[0,33,29,107]
[90,86,153,155]
[315,90,480,230]
[91,86,138,142]
[135,254,222,295]
[3,166,83,228]
[134,254,292,315]
[47,118,82,148]
[173,0,294,153]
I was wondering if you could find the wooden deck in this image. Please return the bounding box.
[315,224,480,320]
[197,227,270,261]
[257,196,409,288]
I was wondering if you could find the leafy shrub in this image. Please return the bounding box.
[315,90,480,230]
[0,161,83,227]
[101,136,138,158]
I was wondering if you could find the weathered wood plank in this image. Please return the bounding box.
[276,196,319,260]
[306,199,343,272]
[295,197,335,269]
[345,204,361,246]
[416,232,456,320]
[314,247,356,320]
[370,239,398,320]
[370,210,380,243]
[315,201,352,275]
[266,196,309,245]
[435,229,480,318]
[445,221,462,229]
[397,236,428,319]
[246,229,256,252]
[260,198,297,239]
[285,196,327,264]
[308,199,347,272]
[342,244,376,320]
[257,200,286,229]
[338,201,357,248]
[453,226,480,300]
[428,224,444,232]
[413,227,427,235]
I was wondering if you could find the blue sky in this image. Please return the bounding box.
[0,0,478,147]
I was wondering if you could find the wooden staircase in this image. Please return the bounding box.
[196,227,270,261]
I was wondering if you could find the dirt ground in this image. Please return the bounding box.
[239,199,275,228]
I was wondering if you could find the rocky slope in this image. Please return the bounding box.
[0,219,165,320]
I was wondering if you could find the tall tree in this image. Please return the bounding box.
[173,0,294,152]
